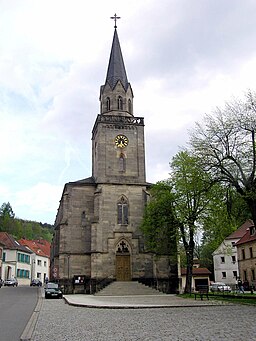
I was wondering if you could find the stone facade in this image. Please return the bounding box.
[51,27,177,294]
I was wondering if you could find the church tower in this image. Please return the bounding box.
[92,27,146,184]
[50,19,177,294]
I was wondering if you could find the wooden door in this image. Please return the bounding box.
[116,255,131,281]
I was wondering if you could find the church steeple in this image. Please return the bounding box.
[100,22,133,117]
[105,28,129,91]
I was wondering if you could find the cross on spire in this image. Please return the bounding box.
[110,13,121,28]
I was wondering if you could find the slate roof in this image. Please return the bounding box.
[19,238,51,258]
[0,232,32,253]
[105,28,129,90]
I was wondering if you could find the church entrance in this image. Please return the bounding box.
[116,240,131,281]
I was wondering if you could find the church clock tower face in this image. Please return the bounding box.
[115,135,129,148]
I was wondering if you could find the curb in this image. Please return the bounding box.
[63,296,229,309]
[20,287,43,341]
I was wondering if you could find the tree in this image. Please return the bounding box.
[0,202,16,233]
[141,151,214,293]
[199,184,250,273]
[140,182,179,293]
[190,90,256,227]
[170,150,214,293]
[0,202,15,219]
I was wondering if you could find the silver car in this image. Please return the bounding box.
[4,278,18,287]
[210,282,231,292]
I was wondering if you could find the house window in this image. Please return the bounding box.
[118,96,123,110]
[117,196,128,225]
[222,272,226,278]
[232,242,236,247]
[221,256,225,263]
[233,271,237,278]
[17,269,29,278]
[232,255,236,263]
[106,97,110,111]
[44,261,47,267]
[249,247,253,258]
[242,249,245,260]
[37,260,42,266]
[252,269,255,281]
[243,270,247,281]
[3,252,6,261]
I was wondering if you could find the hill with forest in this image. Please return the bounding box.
[0,202,53,242]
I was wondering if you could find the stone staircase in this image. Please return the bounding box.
[95,281,165,296]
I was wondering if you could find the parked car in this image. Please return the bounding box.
[4,278,18,287]
[45,282,63,299]
[209,282,231,292]
[30,279,42,287]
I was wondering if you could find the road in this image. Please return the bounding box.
[0,285,38,341]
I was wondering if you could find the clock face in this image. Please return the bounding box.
[115,135,129,148]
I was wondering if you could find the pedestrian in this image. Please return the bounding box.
[237,278,244,293]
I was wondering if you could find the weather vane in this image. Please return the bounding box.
[110,13,121,28]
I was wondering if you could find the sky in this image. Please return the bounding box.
[1,0,256,224]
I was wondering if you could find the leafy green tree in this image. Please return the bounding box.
[0,202,15,219]
[170,150,214,293]
[141,151,215,293]
[190,90,256,227]
[0,202,16,233]
[140,182,179,293]
[199,185,250,273]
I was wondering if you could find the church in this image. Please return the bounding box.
[50,20,178,294]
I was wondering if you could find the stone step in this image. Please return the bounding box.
[95,281,165,296]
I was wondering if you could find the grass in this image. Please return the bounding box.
[179,292,256,305]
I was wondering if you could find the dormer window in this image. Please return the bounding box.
[106,97,111,111]
[250,226,255,235]
[118,96,123,110]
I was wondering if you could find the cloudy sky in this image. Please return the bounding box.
[1,0,256,224]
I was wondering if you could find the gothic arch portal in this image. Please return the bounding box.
[115,239,131,281]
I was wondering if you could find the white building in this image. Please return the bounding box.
[212,220,252,286]
[0,232,33,285]
[19,238,50,283]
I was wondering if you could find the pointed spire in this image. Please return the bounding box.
[105,28,129,90]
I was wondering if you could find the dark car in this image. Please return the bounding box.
[30,279,42,287]
[4,278,18,287]
[0,279,3,288]
[45,282,63,299]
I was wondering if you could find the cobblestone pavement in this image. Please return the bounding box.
[31,298,256,341]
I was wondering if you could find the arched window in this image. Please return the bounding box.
[106,97,110,111]
[117,196,128,225]
[119,153,126,172]
[118,96,123,110]
[128,99,132,113]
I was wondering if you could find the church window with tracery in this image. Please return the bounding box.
[118,96,123,110]
[117,196,128,224]
[106,97,111,111]
[116,240,130,254]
